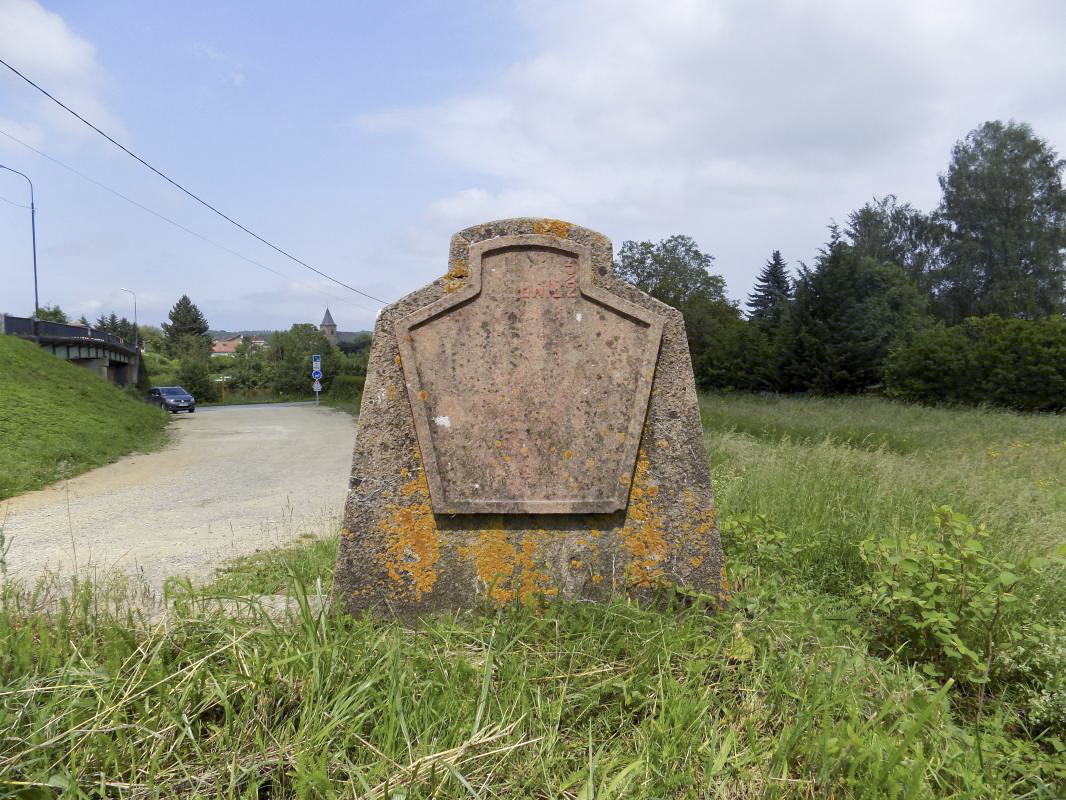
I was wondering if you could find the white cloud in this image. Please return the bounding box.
[0,0,122,142]
[355,0,1066,296]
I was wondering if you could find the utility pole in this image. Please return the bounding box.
[121,287,138,386]
[0,164,38,332]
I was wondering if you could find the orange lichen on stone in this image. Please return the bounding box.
[533,218,570,239]
[683,491,718,538]
[563,449,574,460]
[460,529,558,606]
[381,470,440,601]
[394,355,402,366]
[460,526,514,605]
[622,450,668,588]
[444,258,470,292]
[514,537,558,605]
[386,384,398,401]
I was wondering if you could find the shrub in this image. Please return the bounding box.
[327,374,364,402]
[175,357,215,402]
[883,315,1066,410]
[993,621,1066,736]
[854,506,1065,687]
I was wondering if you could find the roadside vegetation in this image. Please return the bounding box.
[1,393,1063,797]
[140,295,369,410]
[621,120,1066,414]
[0,336,168,500]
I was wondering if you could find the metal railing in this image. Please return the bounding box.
[0,314,135,353]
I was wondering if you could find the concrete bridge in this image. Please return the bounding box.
[1,314,138,385]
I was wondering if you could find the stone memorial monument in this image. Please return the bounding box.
[335,218,726,614]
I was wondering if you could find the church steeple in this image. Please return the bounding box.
[320,308,337,345]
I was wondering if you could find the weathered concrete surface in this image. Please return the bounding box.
[335,218,726,614]
[397,235,662,514]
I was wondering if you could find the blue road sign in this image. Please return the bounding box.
[311,369,322,380]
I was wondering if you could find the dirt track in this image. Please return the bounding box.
[0,403,357,591]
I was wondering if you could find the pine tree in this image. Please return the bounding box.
[780,242,928,394]
[746,250,792,325]
[162,295,211,357]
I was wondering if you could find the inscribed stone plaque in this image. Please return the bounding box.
[335,218,727,616]
[397,236,663,514]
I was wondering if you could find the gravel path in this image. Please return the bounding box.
[0,403,357,591]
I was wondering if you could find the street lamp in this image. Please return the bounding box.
[120,287,138,385]
[0,164,38,325]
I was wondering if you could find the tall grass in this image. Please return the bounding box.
[702,393,1066,614]
[2,565,1060,798]
[0,393,1063,796]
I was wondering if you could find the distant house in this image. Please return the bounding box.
[211,334,242,356]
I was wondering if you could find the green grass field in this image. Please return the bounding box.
[0,393,1063,797]
[702,394,1066,613]
[0,336,169,500]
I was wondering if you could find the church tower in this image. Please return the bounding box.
[320,308,337,345]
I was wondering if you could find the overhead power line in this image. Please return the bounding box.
[0,127,378,314]
[0,56,388,306]
[0,193,31,209]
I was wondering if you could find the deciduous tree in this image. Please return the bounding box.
[35,304,68,323]
[845,195,942,296]
[615,235,776,390]
[615,235,727,309]
[935,120,1066,322]
[268,324,337,395]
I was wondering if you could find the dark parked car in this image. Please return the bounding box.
[147,386,196,413]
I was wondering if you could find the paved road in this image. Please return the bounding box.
[0,403,357,591]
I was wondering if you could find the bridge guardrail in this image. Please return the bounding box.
[1,314,135,353]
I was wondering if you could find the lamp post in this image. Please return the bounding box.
[120,287,138,386]
[0,164,38,330]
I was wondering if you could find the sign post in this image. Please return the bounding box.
[311,354,323,404]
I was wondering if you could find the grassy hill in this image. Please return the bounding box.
[0,335,169,500]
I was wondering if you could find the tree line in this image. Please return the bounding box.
[616,120,1066,411]
[28,294,371,404]
[143,294,369,403]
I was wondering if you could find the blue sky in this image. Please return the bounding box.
[2,0,1066,333]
